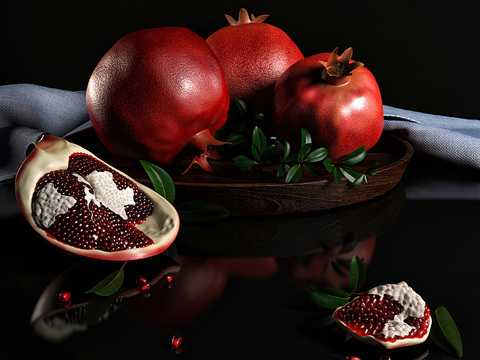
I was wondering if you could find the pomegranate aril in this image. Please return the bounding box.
[136,276,148,284]
[171,335,182,349]
[58,292,71,302]
[137,283,150,292]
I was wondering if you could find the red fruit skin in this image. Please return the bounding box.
[273,53,383,160]
[206,20,304,113]
[86,27,229,165]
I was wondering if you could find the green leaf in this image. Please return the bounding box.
[366,161,379,175]
[235,98,248,117]
[297,143,312,161]
[283,141,291,161]
[337,146,366,166]
[349,255,366,293]
[252,126,267,158]
[323,157,335,173]
[140,160,175,204]
[85,264,126,297]
[251,143,261,161]
[254,112,265,121]
[308,286,351,309]
[285,163,303,183]
[225,133,249,147]
[430,306,463,358]
[339,167,363,184]
[302,163,323,178]
[304,147,327,163]
[333,167,342,183]
[176,200,231,222]
[301,128,312,147]
[233,155,258,172]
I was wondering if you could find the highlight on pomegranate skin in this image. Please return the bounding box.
[15,134,180,261]
[333,282,432,349]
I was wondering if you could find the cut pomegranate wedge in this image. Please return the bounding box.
[15,134,180,261]
[333,282,432,349]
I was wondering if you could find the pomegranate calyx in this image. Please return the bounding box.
[319,47,364,85]
[182,129,229,174]
[225,8,269,26]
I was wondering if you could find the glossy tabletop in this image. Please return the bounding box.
[1,160,478,360]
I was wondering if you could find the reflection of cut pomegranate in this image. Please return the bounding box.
[15,135,179,261]
[333,282,432,349]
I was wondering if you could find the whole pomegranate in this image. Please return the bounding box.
[206,8,304,114]
[333,282,431,349]
[15,134,179,261]
[273,47,383,160]
[86,27,230,173]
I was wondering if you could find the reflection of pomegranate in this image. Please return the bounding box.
[333,282,432,349]
[226,257,278,279]
[122,256,229,327]
[15,135,179,261]
[276,237,376,290]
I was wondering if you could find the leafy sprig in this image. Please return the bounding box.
[233,126,375,184]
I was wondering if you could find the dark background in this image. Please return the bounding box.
[1,0,479,120]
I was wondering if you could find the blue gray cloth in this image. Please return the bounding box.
[1,83,479,185]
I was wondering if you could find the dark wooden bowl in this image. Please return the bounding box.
[120,133,413,216]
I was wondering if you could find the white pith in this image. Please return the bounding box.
[368,281,426,339]
[32,183,77,228]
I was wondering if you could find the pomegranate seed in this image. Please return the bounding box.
[136,275,148,284]
[137,283,150,292]
[162,274,174,289]
[346,356,361,360]
[171,335,183,349]
[58,292,71,302]
[379,356,391,360]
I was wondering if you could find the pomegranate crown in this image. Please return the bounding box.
[319,47,364,78]
[225,8,269,26]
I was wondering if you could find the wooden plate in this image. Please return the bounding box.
[113,133,413,216]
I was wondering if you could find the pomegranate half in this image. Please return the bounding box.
[15,134,180,261]
[333,281,432,349]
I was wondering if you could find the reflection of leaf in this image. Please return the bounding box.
[86,289,122,326]
[349,255,366,293]
[308,286,351,309]
[430,306,463,358]
[176,200,231,222]
[85,263,125,297]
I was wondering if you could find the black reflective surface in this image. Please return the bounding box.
[1,161,479,360]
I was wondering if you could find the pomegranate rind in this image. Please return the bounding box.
[332,290,432,349]
[15,134,180,261]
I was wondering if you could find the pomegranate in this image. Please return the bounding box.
[333,282,432,349]
[206,8,304,114]
[86,26,230,173]
[273,47,383,160]
[15,134,179,261]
